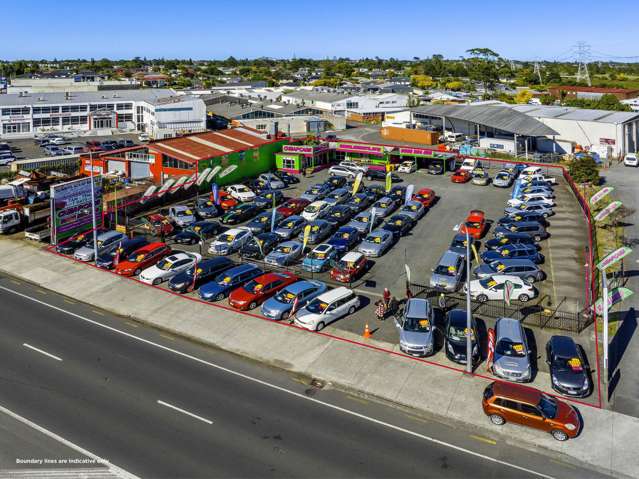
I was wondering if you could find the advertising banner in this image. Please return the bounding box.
[336,142,385,156]
[398,147,435,157]
[50,176,102,245]
[594,200,622,222]
[352,172,363,196]
[597,246,632,271]
[590,187,614,206]
[593,287,633,315]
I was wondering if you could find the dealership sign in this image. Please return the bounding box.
[336,142,384,156]
[398,147,435,157]
[283,145,314,154]
[50,176,102,245]
[590,187,614,206]
[593,287,633,315]
[594,200,622,222]
[597,246,632,271]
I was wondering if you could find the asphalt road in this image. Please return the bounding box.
[0,274,609,479]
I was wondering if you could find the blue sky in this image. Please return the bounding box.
[2,0,638,61]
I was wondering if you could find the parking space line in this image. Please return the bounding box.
[23,343,63,362]
[346,394,369,405]
[157,400,212,425]
[469,434,496,445]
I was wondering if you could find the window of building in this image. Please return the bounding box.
[61,105,88,113]
[2,122,30,134]
[346,101,359,109]
[281,157,297,169]
[118,113,133,122]
[162,154,193,170]
[61,116,87,126]
[116,103,133,111]
[33,106,61,115]
[1,107,31,116]
[255,124,267,130]
[33,117,61,127]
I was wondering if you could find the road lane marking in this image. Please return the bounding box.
[125,321,139,328]
[92,309,105,316]
[159,333,175,341]
[0,403,139,479]
[36,288,47,295]
[157,400,213,425]
[0,285,556,479]
[23,343,62,362]
[64,298,77,305]
[469,434,497,445]
[346,394,369,405]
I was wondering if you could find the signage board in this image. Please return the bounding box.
[50,175,102,245]
[336,142,384,156]
[590,187,614,206]
[398,147,435,157]
[597,246,632,271]
[593,287,633,315]
[594,200,622,222]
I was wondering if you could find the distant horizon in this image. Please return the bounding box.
[3,0,638,61]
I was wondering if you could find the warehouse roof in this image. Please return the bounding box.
[0,89,193,107]
[511,104,639,125]
[207,100,323,119]
[284,90,351,103]
[148,127,278,164]
[412,104,558,136]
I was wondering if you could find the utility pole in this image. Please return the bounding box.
[575,41,592,86]
[533,62,543,84]
[465,230,473,374]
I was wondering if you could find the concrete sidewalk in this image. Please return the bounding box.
[1,238,637,479]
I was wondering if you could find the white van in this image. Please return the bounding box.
[520,166,542,177]
[459,158,480,172]
[624,153,638,167]
[444,131,464,143]
[294,287,360,331]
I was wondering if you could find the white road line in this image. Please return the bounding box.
[157,400,213,425]
[23,343,63,362]
[0,285,555,479]
[0,403,139,479]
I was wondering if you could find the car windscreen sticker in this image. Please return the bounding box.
[568,357,583,371]
[513,343,524,353]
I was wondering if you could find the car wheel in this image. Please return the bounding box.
[526,276,536,283]
[348,306,356,315]
[152,278,161,286]
[134,268,141,276]
[249,301,257,310]
[477,294,488,303]
[316,321,325,332]
[215,292,225,302]
[519,294,530,303]
[281,311,290,320]
[534,235,542,242]
[551,429,569,441]
[489,414,506,426]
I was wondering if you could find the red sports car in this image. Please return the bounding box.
[209,191,239,211]
[277,198,310,218]
[412,188,436,208]
[451,169,471,183]
[228,272,299,310]
[114,242,171,277]
[459,209,486,239]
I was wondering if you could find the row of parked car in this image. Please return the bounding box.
[0,142,15,165]
[35,134,138,156]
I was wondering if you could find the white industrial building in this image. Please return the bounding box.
[280,90,408,116]
[0,89,206,140]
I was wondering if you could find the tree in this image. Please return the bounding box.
[539,94,555,105]
[411,74,434,89]
[515,89,533,104]
[465,48,502,97]
[445,80,464,91]
[568,156,600,185]
[545,66,562,84]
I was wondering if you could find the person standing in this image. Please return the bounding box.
[383,287,391,309]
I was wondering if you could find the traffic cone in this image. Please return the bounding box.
[363,323,372,338]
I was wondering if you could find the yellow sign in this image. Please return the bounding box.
[352,172,363,196]
[115,224,127,234]
[385,172,392,192]
[513,344,524,353]
[302,224,312,251]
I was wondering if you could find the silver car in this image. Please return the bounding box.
[264,240,303,266]
[473,258,544,283]
[347,210,383,234]
[372,196,398,218]
[493,170,514,188]
[298,219,332,245]
[73,231,126,262]
[471,170,490,186]
[273,215,306,240]
[430,250,465,292]
[324,188,351,206]
[504,204,553,218]
[492,317,532,382]
[395,298,435,357]
[399,200,425,221]
[357,229,394,257]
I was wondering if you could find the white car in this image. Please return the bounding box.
[302,200,330,221]
[624,153,638,167]
[459,158,480,172]
[466,275,536,303]
[507,196,554,208]
[339,161,367,173]
[139,252,201,285]
[294,287,360,331]
[209,227,252,255]
[48,136,67,145]
[510,191,554,205]
[328,165,357,179]
[226,184,256,202]
[138,132,150,142]
[397,161,416,174]
[521,173,556,185]
[168,205,196,228]
[520,166,542,177]
[257,173,286,189]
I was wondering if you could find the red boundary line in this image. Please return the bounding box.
[39,240,599,410]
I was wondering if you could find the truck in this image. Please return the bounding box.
[0,184,27,206]
[0,202,51,241]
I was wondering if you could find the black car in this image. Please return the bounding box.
[167,257,234,293]
[428,162,444,175]
[324,204,356,227]
[194,198,221,219]
[444,309,480,365]
[245,210,283,234]
[324,175,347,189]
[389,185,407,202]
[546,336,591,398]
[56,228,107,254]
[117,139,135,148]
[239,232,280,259]
[173,221,223,245]
[254,190,284,210]
[275,171,300,185]
[365,168,402,183]
[248,179,271,194]
[500,211,547,226]
[345,192,373,213]
[366,184,386,200]
[96,236,148,269]
[485,232,537,250]
[220,203,260,225]
[382,214,415,240]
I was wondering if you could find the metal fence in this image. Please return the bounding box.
[410,283,592,333]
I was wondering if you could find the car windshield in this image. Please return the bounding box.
[244,279,264,294]
[434,264,456,276]
[257,216,269,223]
[275,245,294,254]
[176,210,189,217]
[495,339,526,357]
[156,258,174,271]
[416,192,431,199]
[356,215,369,223]
[310,186,321,194]
[404,316,431,332]
[306,205,321,213]
[496,172,509,180]
[538,394,557,419]
[378,202,388,208]
[306,299,329,314]
[555,354,584,372]
[275,289,297,304]
[447,323,476,342]
[308,249,329,260]
[479,277,500,289]
[466,221,481,229]
[219,234,236,243]
[365,234,383,244]
[337,259,356,270]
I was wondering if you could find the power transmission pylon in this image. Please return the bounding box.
[575,41,591,86]
[533,62,543,84]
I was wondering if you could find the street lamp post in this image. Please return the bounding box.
[89,150,98,263]
[601,270,609,385]
[465,229,473,374]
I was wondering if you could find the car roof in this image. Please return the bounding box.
[403,200,422,207]
[136,241,166,251]
[491,381,541,404]
[286,280,318,293]
[228,263,258,274]
[405,298,430,318]
[337,226,357,233]
[316,286,354,302]
[200,257,232,267]
[309,200,328,207]
[369,229,389,237]
[279,240,301,247]
[491,258,536,267]
[255,272,291,283]
[314,243,333,252]
[341,251,364,262]
[173,205,189,211]
[224,227,248,235]
[489,274,524,284]
[256,232,279,240]
[549,335,578,355]
[440,249,462,265]
[497,243,536,252]
[496,317,525,342]
[377,196,393,203]
[447,308,470,326]
[165,253,191,262]
[97,230,123,240]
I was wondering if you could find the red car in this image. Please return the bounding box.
[277,198,310,218]
[147,214,174,236]
[459,209,486,239]
[412,188,436,208]
[228,272,299,310]
[114,242,171,276]
[209,191,239,211]
[330,251,367,283]
[451,169,471,183]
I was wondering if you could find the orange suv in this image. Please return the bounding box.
[482,381,581,441]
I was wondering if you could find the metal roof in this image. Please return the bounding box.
[511,104,639,124]
[0,89,191,107]
[412,104,558,137]
[283,90,351,103]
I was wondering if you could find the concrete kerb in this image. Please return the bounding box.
[1,240,637,478]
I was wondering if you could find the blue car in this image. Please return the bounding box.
[301,183,333,202]
[254,190,284,209]
[198,264,263,302]
[327,226,361,254]
[261,280,328,320]
[481,243,544,264]
[302,243,339,272]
